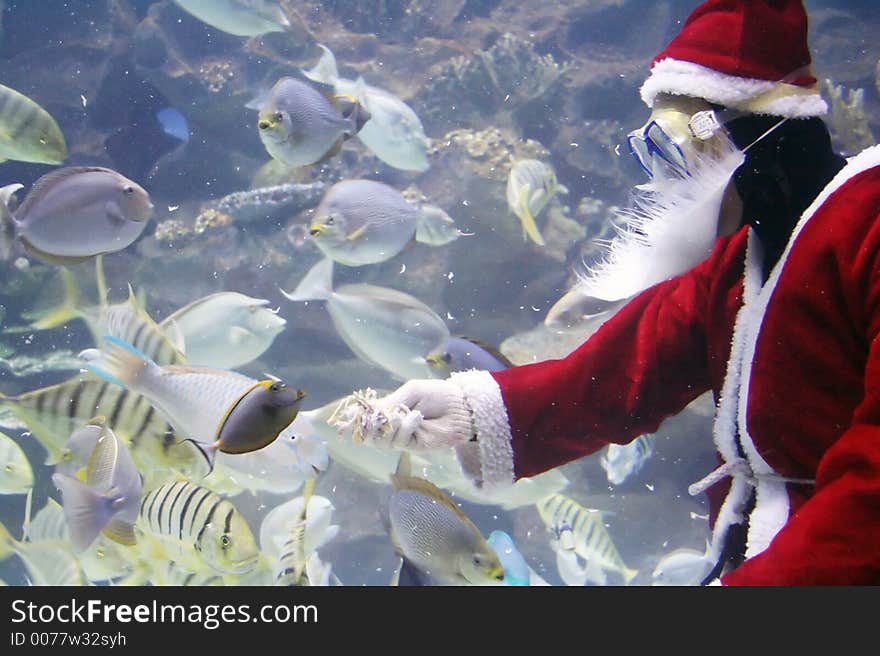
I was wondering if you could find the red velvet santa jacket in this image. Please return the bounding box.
[449,144,880,585]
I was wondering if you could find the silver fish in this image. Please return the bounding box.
[386,453,505,586]
[0,167,153,264]
[506,159,568,246]
[172,0,289,37]
[52,418,142,552]
[281,258,450,380]
[302,44,431,172]
[307,179,460,266]
[159,291,287,369]
[652,540,714,586]
[0,83,67,165]
[257,77,369,167]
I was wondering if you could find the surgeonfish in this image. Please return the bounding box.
[302,44,431,172]
[171,0,290,37]
[536,493,638,585]
[84,336,305,470]
[306,179,461,267]
[158,291,287,369]
[0,430,33,494]
[544,286,627,331]
[0,167,153,264]
[0,82,67,165]
[505,159,568,246]
[425,335,513,377]
[51,418,142,552]
[281,258,450,380]
[138,477,260,575]
[257,77,370,167]
[651,540,714,586]
[599,433,657,486]
[385,452,505,586]
[0,520,87,586]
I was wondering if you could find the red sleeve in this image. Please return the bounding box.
[492,231,746,479]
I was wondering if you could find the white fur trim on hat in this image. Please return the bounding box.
[449,369,515,490]
[640,58,828,118]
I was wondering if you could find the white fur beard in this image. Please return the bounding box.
[577,134,746,303]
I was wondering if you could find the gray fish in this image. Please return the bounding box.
[386,453,505,586]
[0,83,67,165]
[425,336,513,377]
[257,77,370,167]
[307,179,460,266]
[51,418,143,552]
[0,167,153,264]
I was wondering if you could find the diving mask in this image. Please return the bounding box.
[628,96,736,179]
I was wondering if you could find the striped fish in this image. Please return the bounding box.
[0,376,203,478]
[0,430,33,494]
[99,285,186,367]
[138,478,260,576]
[600,433,657,486]
[536,493,638,585]
[0,83,67,165]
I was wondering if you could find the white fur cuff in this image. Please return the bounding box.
[449,369,516,489]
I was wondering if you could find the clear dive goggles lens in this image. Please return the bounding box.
[627,109,727,179]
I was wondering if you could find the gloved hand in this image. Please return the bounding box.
[367,379,476,450]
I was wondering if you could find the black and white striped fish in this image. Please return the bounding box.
[536,493,638,585]
[0,376,202,477]
[138,478,260,576]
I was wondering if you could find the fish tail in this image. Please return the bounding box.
[622,566,640,586]
[183,438,217,476]
[517,187,546,246]
[301,44,340,86]
[85,335,153,391]
[51,472,114,553]
[30,267,83,330]
[0,183,23,261]
[280,257,333,302]
[102,517,137,547]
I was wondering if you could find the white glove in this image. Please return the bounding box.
[368,379,476,450]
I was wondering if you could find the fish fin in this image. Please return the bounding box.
[164,319,187,354]
[85,335,152,390]
[183,439,217,477]
[396,557,431,586]
[394,451,412,478]
[390,468,477,528]
[317,138,344,163]
[345,224,368,242]
[51,472,113,553]
[622,566,639,586]
[19,238,95,266]
[280,257,333,302]
[517,187,545,246]
[29,268,83,330]
[102,517,137,546]
[0,183,22,261]
[105,200,125,225]
[414,204,460,246]
[301,44,340,86]
[452,335,515,368]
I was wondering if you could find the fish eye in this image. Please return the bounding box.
[472,555,483,566]
[269,382,286,392]
[123,185,134,195]
[39,136,48,145]
[325,215,335,225]
[4,464,12,472]
[273,112,283,122]
[442,352,452,363]
[220,535,231,549]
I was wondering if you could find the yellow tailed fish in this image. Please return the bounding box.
[84,335,305,472]
[536,493,638,585]
[137,476,260,575]
[386,452,505,586]
[0,430,33,494]
[505,159,568,246]
[0,82,67,165]
[257,77,370,167]
[51,418,142,552]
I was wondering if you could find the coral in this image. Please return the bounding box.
[432,126,549,181]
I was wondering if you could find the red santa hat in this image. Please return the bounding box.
[639,0,827,117]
